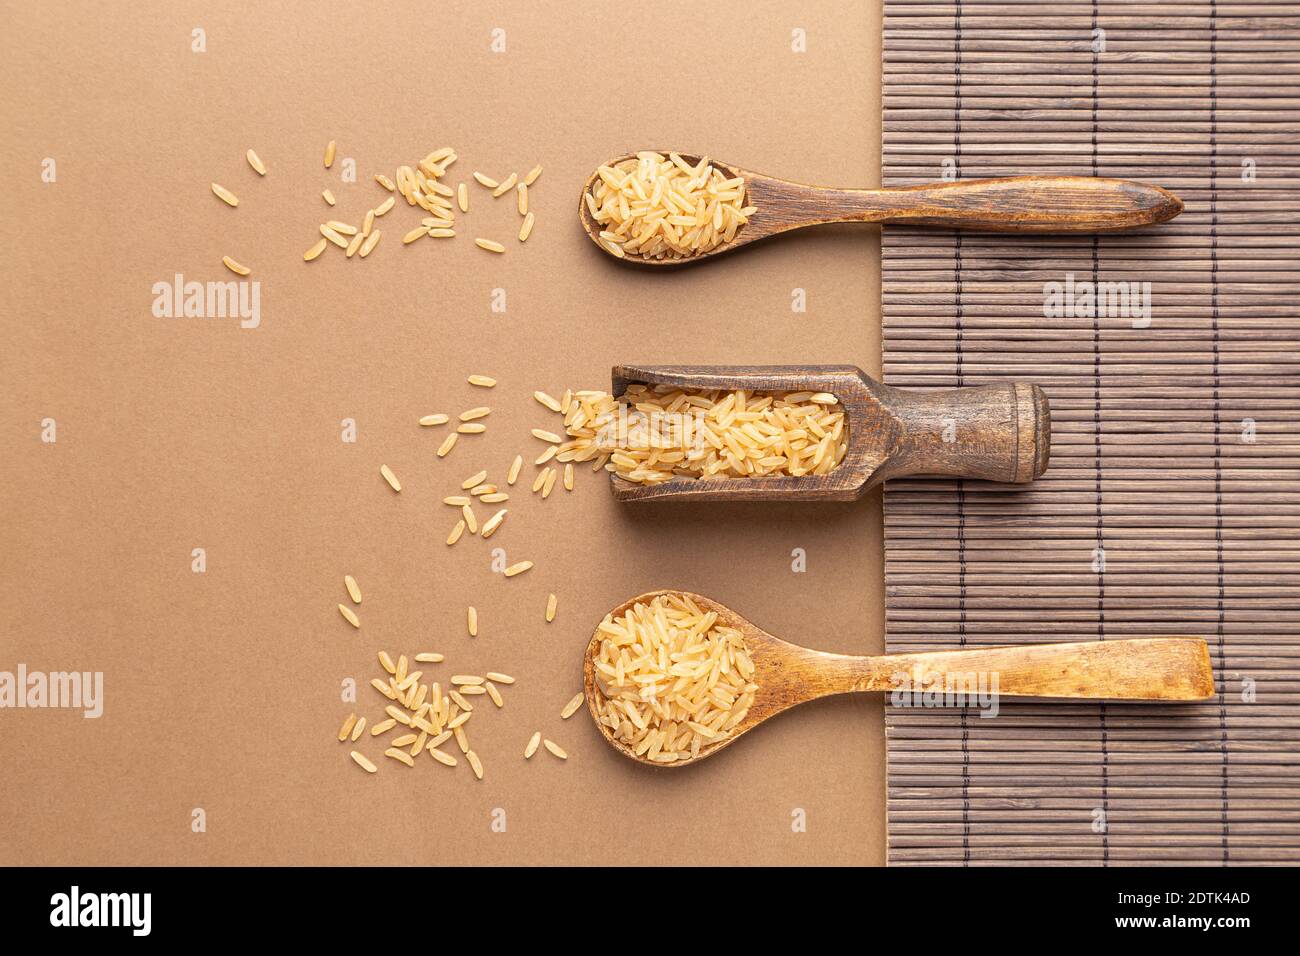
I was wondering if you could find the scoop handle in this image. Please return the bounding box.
[871,382,1050,484]
[861,176,1184,231]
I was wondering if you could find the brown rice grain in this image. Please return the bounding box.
[358,229,381,257]
[374,196,395,216]
[221,256,250,276]
[532,428,562,444]
[344,575,362,604]
[457,182,469,212]
[492,172,518,197]
[468,374,496,387]
[560,693,584,719]
[374,173,396,191]
[391,733,417,748]
[466,606,478,637]
[524,164,543,186]
[530,469,548,493]
[428,747,457,766]
[457,423,485,434]
[480,509,507,538]
[324,140,337,168]
[378,650,396,674]
[451,675,483,685]
[534,391,561,412]
[485,672,514,685]
[444,495,471,506]
[504,560,533,578]
[327,220,357,235]
[304,238,328,261]
[454,726,469,753]
[322,188,336,206]
[370,718,396,736]
[380,464,401,492]
[524,732,542,759]
[466,750,484,779]
[475,238,505,253]
[345,232,364,257]
[363,209,375,236]
[211,182,239,207]
[460,407,490,422]
[563,463,574,491]
[484,681,504,707]
[414,652,444,663]
[436,431,458,457]
[446,519,466,546]
[543,739,567,760]
[338,603,360,628]
[540,468,557,499]
[447,711,471,729]
[321,224,348,247]
[518,211,535,242]
[384,748,415,767]
[534,446,557,466]
[371,677,396,699]
[245,148,267,175]
[461,504,477,534]
[419,414,450,426]
[507,455,523,485]
[545,593,557,622]
[481,492,509,503]
[351,751,377,773]
[516,183,528,215]
[351,716,366,741]
[473,171,499,189]
[402,226,427,244]
[338,713,358,741]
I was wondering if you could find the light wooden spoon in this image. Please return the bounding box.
[583,590,1216,769]
[579,152,1184,266]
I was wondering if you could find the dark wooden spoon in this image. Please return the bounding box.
[606,365,1050,502]
[579,152,1184,266]
[583,590,1216,768]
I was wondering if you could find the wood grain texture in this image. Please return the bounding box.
[608,364,1049,501]
[583,590,1214,769]
[881,0,1300,865]
[579,152,1183,266]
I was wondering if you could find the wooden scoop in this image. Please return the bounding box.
[580,152,1184,266]
[584,590,1217,769]
[608,365,1050,502]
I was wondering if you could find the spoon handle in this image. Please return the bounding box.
[808,639,1214,701]
[872,382,1050,484]
[805,176,1183,232]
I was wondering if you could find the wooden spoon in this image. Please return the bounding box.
[580,152,1184,266]
[583,590,1216,769]
[607,365,1050,502]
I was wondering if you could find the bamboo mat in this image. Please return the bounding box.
[881,0,1300,865]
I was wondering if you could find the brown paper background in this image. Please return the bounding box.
[0,0,884,865]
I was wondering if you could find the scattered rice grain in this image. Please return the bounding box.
[351,751,377,773]
[380,464,401,492]
[211,183,239,207]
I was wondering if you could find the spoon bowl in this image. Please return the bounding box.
[580,151,1184,266]
[584,590,1216,768]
